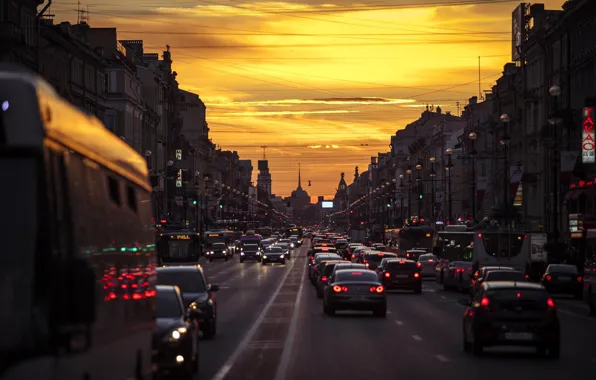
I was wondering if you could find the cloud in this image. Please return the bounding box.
[213,110,358,116]
[209,97,415,107]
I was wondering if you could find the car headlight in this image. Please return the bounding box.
[290,244,294,247]
[280,254,285,258]
[240,252,245,256]
[263,255,267,259]
[168,327,187,341]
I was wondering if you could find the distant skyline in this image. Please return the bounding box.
[52,0,564,199]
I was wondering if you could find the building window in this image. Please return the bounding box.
[109,71,118,93]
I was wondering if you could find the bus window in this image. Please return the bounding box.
[159,235,199,262]
[481,233,525,258]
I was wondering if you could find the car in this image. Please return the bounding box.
[377,258,422,293]
[309,243,334,256]
[276,242,292,258]
[205,242,229,262]
[462,281,560,359]
[290,235,302,247]
[541,264,583,299]
[153,285,200,378]
[362,252,397,270]
[309,253,342,281]
[417,253,439,277]
[405,249,427,260]
[262,246,287,265]
[314,259,346,298]
[470,266,516,299]
[323,269,387,317]
[156,266,220,338]
[371,243,386,251]
[240,242,262,262]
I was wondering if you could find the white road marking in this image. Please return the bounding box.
[412,335,423,341]
[219,286,231,289]
[274,257,308,380]
[435,354,449,362]
[440,296,447,300]
[211,254,298,380]
[395,320,404,326]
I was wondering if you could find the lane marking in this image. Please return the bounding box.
[395,320,404,326]
[440,296,447,300]
[210,251,299,380]
[273,254,308,380]
[412,335,423,341]
[435,354,449,362]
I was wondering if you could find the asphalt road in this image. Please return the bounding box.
[197,243,596,380]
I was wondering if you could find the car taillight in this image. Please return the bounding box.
[321,276,328,282]
[384,272,391,278]
[352,254,355,258]
[365,263,369,267]
[416,262,422,268]
[547,297,556,308]
[414,273,420,278]
[333,285,342,292]
[546,275,552,281]
[471,279,476,285]
[406,253,410,257]
[525,274,529,279]
[369,286,384,293]
[480,297,490,307]
[577,276,583,282]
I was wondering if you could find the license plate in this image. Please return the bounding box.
[504,332,533,341]
[395,274,408,278]
[351,296,367,301]
[557,277,570,281]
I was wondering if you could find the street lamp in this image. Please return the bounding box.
[549,85,562,239]
[429,156,436,220]
[500,113,511,226]
[468,132,478,220]
[399,174,405,224]
[445,148,454,223]
[406,168,413,219]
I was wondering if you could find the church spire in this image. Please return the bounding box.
[298,163,302,189]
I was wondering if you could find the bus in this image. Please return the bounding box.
[436,230,531,273]
[397,226,434,253]
[0,69,155,380]
[286,226,303,238]
[203,230,234,252]
[157,231,201,265]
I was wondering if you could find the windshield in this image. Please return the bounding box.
[418,255,437,262]
[244,244,259,251]
[548,265,577,274]
[213,243,226,249]
[156,290,184,318]
[267,247,283,253]
[485,271,525,282]
[157,270,206,293]
[366,254,395,263]
[335,271,378,282]
[0,157,37,350]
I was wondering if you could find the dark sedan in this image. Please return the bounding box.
[157,266,220,339]
[205,242,229,262]
[153,285,200,378]
[541,264,583,299]
[362,252,397,270]
[262,246,287,265]
[323,269,387,317]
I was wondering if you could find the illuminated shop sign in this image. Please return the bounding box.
[582,107,595,163]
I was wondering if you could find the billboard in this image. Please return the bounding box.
[582,107,595,163]
[512,4,527,61]
[321,201,334,208]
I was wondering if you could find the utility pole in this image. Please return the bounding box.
[260,145,268,160]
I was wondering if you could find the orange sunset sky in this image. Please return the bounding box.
[52,0,563,201]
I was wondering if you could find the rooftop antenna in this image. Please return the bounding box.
[260,145,268,159]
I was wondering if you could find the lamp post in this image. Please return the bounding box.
[406,168,413,219]
[399,174,405,225]
[549,85,562,239]
[429,157,436,220]
[391,178,397,226]
[468,131,478,221]
[445,148,454,223]
[500,114,511,226]
[415,160,423,218]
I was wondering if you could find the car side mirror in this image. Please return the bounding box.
[209,284,220,292]
[458,298,471,306]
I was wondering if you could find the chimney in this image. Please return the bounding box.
[436,106,442,114]
[469,96,478,105]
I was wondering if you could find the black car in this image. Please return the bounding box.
[153,285,200,378]
[362,252,397,270]
[377,259,422,293]
[309,253,342,283]
[323,269,387,317]
[205,242,229,262]
[240,243,262,262]
[462,281,560,359]
[541,264,583,299]
[314,260,346,298]
[157,266,220,338]
[470,266,516,300]
[262,246,287,265]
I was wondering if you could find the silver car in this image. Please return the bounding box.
[417,254,438,277]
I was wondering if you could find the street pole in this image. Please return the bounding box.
[472,158,476,221]
[448,171,452,223]
[549,85,561,241]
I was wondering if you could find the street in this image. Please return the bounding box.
[198,245,596,380]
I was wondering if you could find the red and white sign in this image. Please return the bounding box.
[582,107,595,163]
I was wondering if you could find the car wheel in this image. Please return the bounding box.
[458,276,464,293]
[373,307,387,317]
[240,258,245,263]
[224,257,229,262]
[262,260,267,265]
[462,323,471,352]
[316,288,323,299]
[414,286,422,294]
[472,332,483,356]
[547,342,560,360]
[281,259,286,265]
[324,303,335,316]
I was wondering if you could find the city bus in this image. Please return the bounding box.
[397,225,434,253]
[203,230,234,252]
[157,231,201,265]
[286,226,303,238]
[0,69,155,380]
[436,230,531,272]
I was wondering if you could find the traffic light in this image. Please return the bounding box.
[419,194,423,199]
[192,200,197,205]
[219,204,223,209]
[387,203,391,208]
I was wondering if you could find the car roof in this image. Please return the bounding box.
[483,281,545,290]
[157,265,204,274]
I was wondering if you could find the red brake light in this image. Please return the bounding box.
[333,285,342,292]
[384,272,391,278]
[577,276,583,282]
[351,272,363,275]
[547,297,555,308]
[407,253,410,257]
[414,272,420,278]
[416,262,422,268]
[428,259,434,262]
[321,276,328,282]
[365,263,369,267]
[480,297,490,307]
[376,286,384,293]
[399,261,405,265]
[352,254,355,258]
[525,274,529,279]
[379,253,384,256]
[546,275,552,281]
